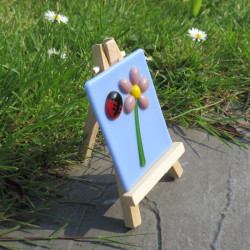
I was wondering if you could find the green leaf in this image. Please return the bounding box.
[190,0,202,18]
[0,166,18,171]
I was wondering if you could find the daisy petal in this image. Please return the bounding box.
[48,48,57,56]
[124,95,135,114]
[44,11,56,22]
[60,51,67,59]
[130,67,140,84]
[138,77,149,92]
[58,14,68,24]
[119,78,132,94]
[138,94,149,110]
[145,56,153,61]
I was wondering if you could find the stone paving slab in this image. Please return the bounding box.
[0,126,249,250]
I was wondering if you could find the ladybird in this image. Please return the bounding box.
[105,91,123,120]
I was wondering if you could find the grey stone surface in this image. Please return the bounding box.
[0,126,249,250]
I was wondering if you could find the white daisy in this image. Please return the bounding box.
[60,51,67,59]
[44,11,68,24]
[47,48,58,56]
[145,56,153,61]
[187,28,207,42]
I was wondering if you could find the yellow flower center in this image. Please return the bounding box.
[130,85,141,99]
[196,33,202,38]
[53,15,60,20]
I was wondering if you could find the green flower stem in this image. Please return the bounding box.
[134,100,146,167]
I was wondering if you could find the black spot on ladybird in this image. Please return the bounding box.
[105,91,123,120]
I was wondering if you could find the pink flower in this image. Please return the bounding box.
[119,67,149,113]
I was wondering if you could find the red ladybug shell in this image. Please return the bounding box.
[105,91,123,120]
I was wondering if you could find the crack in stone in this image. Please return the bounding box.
[210,167,233,250]
[145,196,162,250]
[68,183,115,250]
[69,177,108,192]
[93,183,117,202]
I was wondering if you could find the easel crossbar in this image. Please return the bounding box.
[123,142,185,207]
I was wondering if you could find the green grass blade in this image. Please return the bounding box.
[0,225,21,236]
[57,201,96,207]
[99,237,140,247]
[49,221,71,239]
[0,242,20,250]
[5,219,40,228]
[190,0,203,18]
[0,166,18,171]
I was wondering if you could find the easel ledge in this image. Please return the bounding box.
[79,38,185,228]
[123,142,184,207]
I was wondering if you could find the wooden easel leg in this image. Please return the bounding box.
[168,160,183,179]
[115,172,141,228]
[78,105,99,161]
[79,39,124,161]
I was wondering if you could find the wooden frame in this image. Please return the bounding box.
[79,38,185,228]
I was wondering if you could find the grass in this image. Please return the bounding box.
[0,0,249,246]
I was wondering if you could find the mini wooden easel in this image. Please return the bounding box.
[79,38,185,228]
